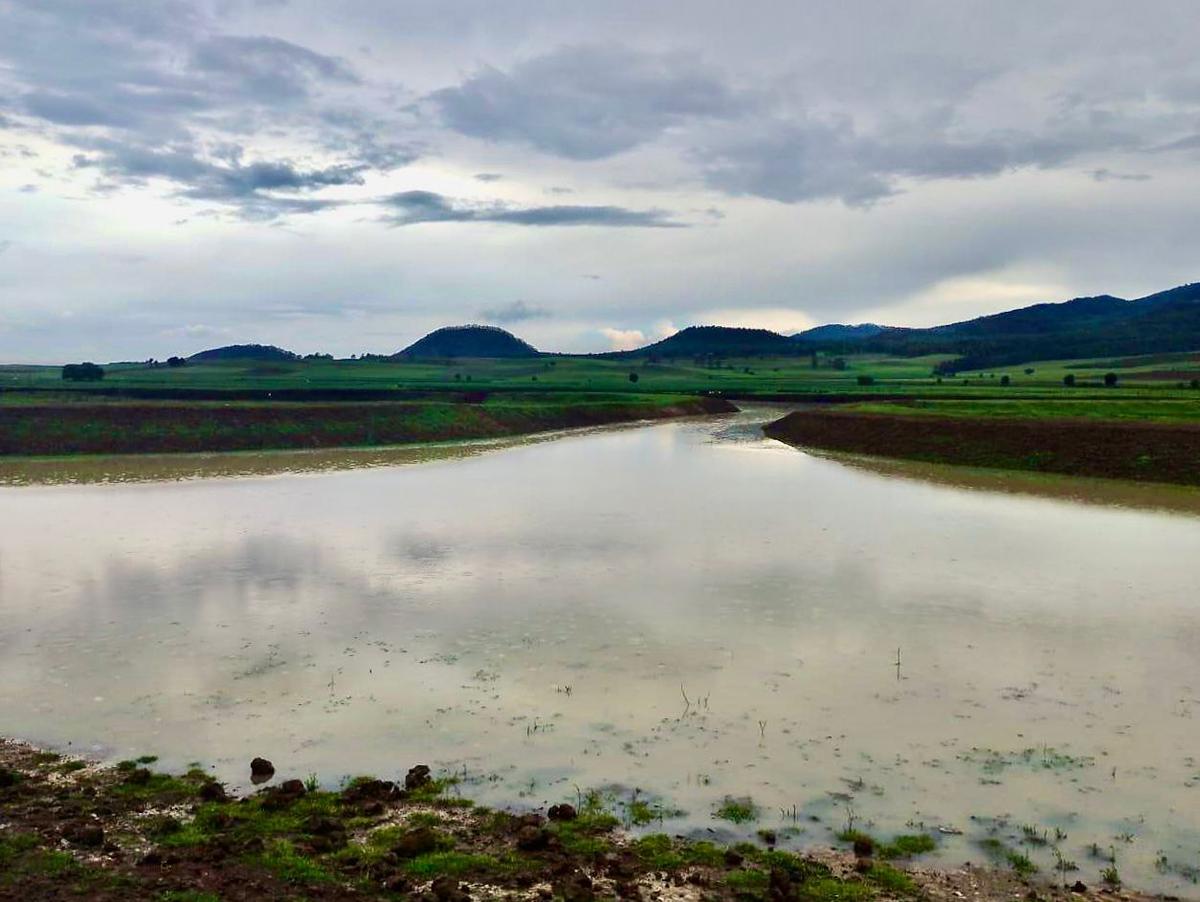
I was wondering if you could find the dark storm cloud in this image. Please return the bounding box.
[380,190,684,227]
[69,142,364,218]
[429,45,743,159]
[696,117,1141,206]
[478,300,551,323]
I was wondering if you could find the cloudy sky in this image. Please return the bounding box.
[2,0,1199,362]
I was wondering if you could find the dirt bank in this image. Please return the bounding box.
[0,740,1174,902]
[762,408,1200,485]
[0,397,735,457]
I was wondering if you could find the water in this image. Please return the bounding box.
[2,408,1198,892]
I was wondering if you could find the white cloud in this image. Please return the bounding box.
[599,327,647,351]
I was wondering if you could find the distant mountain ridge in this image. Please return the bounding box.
[792,323,887,341]
[816,282,1200,370]
[395,325,539,359]
[178,280,1200,370]
[613,281,1200,369]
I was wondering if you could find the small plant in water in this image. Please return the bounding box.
[303,773,320,793]
[1102,864,1121,887]
[714,796,758,824]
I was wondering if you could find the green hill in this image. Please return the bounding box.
[395,325,539,359]
[188,344,298,362]
[613,326,797,359]
[793,282,1200,369]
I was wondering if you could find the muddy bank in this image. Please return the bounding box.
[0,397,735,457]
[763,408,1200,485]
[0,740,1173,902]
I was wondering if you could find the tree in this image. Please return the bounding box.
[856,374,875,386]
[167,356,186,368]
[62,362,104,381]
[1000,374,1011,386]
[1063,373,1076,387]
[1104,372,1118,387]
[628,372,639,383]
[1024,368,1035,375]
[832,357,847,371]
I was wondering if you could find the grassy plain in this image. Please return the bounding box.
[2,349,1198,462]
[4,349,1200,399]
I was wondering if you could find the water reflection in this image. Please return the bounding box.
[1,411,1198,892]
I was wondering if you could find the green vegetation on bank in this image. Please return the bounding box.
[0,392,732,457]
[844,398,1200,423]
[0,742,962,902]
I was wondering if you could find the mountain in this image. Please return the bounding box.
[792,323,886,341]
[614,326,797,358]
[794,282,1200,370]
[395,325,539,359]
[189,344,298,362]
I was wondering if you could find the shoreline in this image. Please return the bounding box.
[0,738,1178,902]
[762,408,1200,486]
[0,396,736,458]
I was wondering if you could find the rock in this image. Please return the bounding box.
[304,815,344,836]
[854,857,873,873]
[431,875,471,902]
[516,825,550,851]
[249,757,275,782]
[393,826,441,859]
[383,873,412,893]
[67,824,105,848]
[360,800,385,817]
[279,778,306,795]
[517,812,546,829]
[723,849,744,867]
[198,781,228,802]
[555,872,595,902]
[136,848,162,867]
[548,803,577,822]
[1071,881,1088,894]
[405,764,433,791]
[341,779,402,804]
[852,836,875,859]
[769,867,793,902]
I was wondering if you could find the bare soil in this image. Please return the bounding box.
[762,409,1200,485]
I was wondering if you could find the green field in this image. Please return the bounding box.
[846,398,1200,422]
[5,349,1200,400]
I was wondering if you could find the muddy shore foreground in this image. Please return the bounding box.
[0,740,1179,902]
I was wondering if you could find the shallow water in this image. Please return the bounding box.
[2,409,1199,892]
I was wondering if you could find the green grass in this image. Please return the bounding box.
[255,839,335,884]
[404,851,501,879]
[848,398,1200,422]
[866,863,916,894]
[715,796,759,824]
[632,834,726,870]
[158,892,221,902]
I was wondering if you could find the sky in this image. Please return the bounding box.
[2,0,1199,362]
